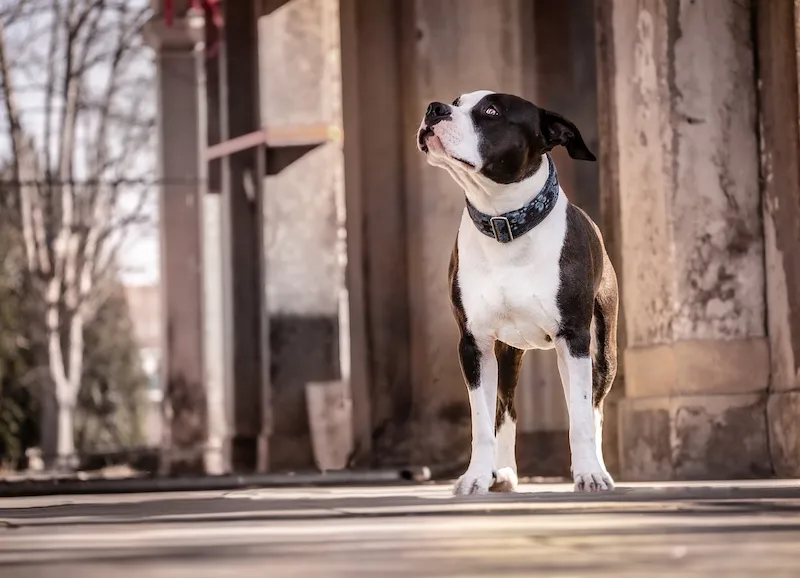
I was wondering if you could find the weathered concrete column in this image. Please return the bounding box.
[144,11,207,475]
[757,0,800,477]
[607,0,770,480]
[340,0,412,464]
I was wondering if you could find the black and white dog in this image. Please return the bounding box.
[417,91,618,494]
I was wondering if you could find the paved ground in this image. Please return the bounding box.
[1,480,800,577]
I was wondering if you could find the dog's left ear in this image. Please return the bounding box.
[539,109,596,162]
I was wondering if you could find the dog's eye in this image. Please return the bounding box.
[485,105,499,116]
[452,97,461,107]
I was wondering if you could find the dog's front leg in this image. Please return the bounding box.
[555,334,614,492]
[453,336,497,495]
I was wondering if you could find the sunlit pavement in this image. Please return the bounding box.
[2,480,800,577]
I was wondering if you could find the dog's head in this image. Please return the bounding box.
[417,90,595,185]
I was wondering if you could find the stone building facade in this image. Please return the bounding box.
[149,0,800,480]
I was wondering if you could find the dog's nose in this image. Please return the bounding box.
[425,101,451,122]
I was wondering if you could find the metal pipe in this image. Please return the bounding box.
[0,467,432,498]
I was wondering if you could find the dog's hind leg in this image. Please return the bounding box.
[591,262,619,474]
[556,330,613,493]
[491,342,524,492]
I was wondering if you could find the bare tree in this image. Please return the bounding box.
[0,0,154,468]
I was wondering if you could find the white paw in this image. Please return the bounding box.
[572,467,615,493]
[453,469,494,495]
[489,467,518,493]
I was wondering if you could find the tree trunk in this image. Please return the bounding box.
[47,301,83,471]
[56,403,76,470]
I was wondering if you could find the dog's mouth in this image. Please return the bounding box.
[418,127,476,169]
[453,157,476,169]
[418,126,434,152]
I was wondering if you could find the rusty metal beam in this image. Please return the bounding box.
[217,0,267,472]
[204,124,338,161]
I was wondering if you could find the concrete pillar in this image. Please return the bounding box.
[757,0,800,477]
[606,0,770,480]
[145,12,207,474]
[340,0,412,464]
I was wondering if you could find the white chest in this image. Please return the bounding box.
[455,197,568,351]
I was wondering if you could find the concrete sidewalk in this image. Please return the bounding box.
[1,480,800,577]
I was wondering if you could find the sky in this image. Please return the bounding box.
[117,195,160,287]
[0,0,161,288]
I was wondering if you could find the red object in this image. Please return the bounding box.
[162,0,223,56]
[206,0,223,29]
[163,0,223,29]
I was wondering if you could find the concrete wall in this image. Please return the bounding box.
[607,0,771,480]
[259,0,343,470]
[260,0,341,320]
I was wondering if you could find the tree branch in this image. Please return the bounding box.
[0,17,50,275]
[43,0,61,186]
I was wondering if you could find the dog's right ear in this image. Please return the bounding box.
[539,109,596,162]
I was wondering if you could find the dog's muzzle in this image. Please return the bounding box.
[418,101,452,153]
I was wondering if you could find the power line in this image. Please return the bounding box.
[0,177,208,187]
